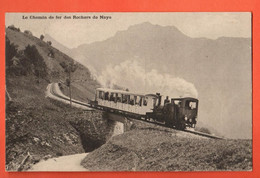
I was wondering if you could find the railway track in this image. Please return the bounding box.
[184,129,223,139]
[49,83,93,109]
[48,83,224,140]
[126,116,224,139]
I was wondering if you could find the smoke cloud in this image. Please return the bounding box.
[97,59,198,99]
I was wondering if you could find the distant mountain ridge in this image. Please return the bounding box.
[44,34,72,57]
[48,22,252,139]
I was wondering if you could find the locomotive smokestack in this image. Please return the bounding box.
[156,93,161,106]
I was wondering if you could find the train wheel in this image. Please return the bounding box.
[176,122,186,130]
[165,122,173,128]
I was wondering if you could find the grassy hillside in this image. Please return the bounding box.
[5,27,110,171]
[6,75,115,171]
[6,27,100,102]
[82,121,252,171]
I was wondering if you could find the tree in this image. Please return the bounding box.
[24,45,47,82]
[40,34,44,41]
[5,36,18,68]
[24,30,33,36]
[48,49,54,58]
[60,61,78,106]
[47,41,52,46]
[7,25,20,32]
[8,25,16,30]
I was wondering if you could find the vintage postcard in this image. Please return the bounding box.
[5,12,252,171]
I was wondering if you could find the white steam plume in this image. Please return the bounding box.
[74,55,98,80]
[97,59,198,98]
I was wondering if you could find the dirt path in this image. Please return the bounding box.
[29,153,88,171]
[46,83,93,110]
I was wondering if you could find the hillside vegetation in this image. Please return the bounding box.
[5,27,110,171]
[6,27,100,101]
[82,120,252,171]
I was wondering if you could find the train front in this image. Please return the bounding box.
[177,98,199,128]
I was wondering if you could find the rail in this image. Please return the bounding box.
[48,83,93,110]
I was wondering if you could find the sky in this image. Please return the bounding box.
[5,12,251,48]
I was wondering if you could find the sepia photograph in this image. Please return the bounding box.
[5,12,252,171]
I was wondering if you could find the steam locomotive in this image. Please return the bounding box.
[91,88,199,130]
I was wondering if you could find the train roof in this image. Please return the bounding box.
[172,97,198,101]
[96,88,198,100]
[96,88,158,98]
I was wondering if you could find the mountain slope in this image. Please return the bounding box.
[5,27,110,171]
[6,28,100,101]
[44,34,72,58]
[82,121,252,171]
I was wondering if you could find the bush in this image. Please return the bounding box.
[6,42,48,79]
[7,25,20,32]
[40,35,44,41]
[47,41,52,46]
[24,30,33,36]
[23,45,48,79]
[48,49,54,58]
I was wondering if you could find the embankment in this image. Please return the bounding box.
[81,120,252,171]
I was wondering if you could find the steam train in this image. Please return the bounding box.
[90,88,199,130]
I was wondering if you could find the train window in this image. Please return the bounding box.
[98,91,104,99]
[122,94,127,103]
[190,102,197,109]
[134,96,137,105]
[110,93,115,101]
[135,96,141,106]
[186,101,197,109]
[109,93,112,101]
[153,98,157,107]
[104,92,109,100]
[143,97,147,106]
[117,94,122,103]
[139,96,143,106]
[130,95,135,105]
[174,100,182,106]
[114,93,118,103]
[126,95,130,104]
